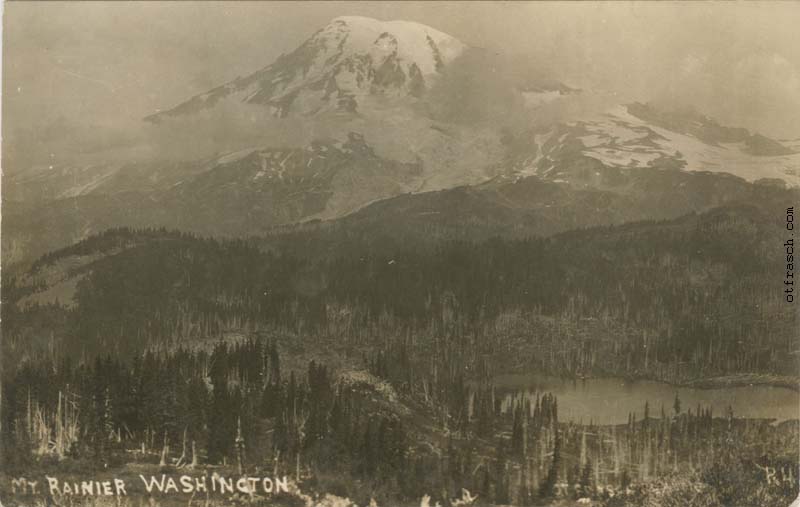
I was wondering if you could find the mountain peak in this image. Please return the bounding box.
[325,16,464,74]
[145,16,465,123]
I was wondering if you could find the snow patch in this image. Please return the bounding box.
[522,90,562,108]
[327,16,465,77]
[554,106,800,186]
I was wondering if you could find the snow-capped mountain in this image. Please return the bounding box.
[6,16,800,267]
[503,103,800,188]
[145,16,465,122]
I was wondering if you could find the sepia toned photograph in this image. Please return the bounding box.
[1,2,798,506]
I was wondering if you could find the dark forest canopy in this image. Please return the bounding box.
[2,204,795,383]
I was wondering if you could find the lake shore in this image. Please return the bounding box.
[491,371,800,392]
[679,373,800,392]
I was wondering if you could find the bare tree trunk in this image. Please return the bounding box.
[55,391,63,458]
[159,430,169,467]
[190,440,198,469]
[235,417,245,475]
[176,428,188,468]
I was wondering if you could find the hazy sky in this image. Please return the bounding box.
[4,1,800,156]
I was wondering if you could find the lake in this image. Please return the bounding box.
[492,374,800,425]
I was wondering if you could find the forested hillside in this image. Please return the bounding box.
[4,204,795,384]
[3,336,797,506]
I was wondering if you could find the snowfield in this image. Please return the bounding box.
[514,105,800,187]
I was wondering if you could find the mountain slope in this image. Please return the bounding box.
[260,168,799,260]
[145,16,465,122]
[503,104,800,188]
[6,101,799,266]
[2,134,425,264]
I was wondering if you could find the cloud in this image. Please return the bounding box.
[644,49,800,139]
